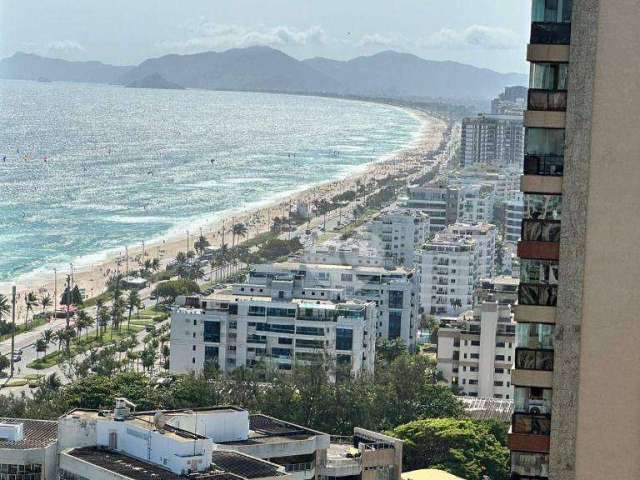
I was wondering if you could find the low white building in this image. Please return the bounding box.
[457,185,496,225]
[170,285,376,377]
[364,207,430,267]
[247,261,419,349]
[57,400,402,480]
[447,223,496,279]
[416,234,479,316]
[0,419,58,480]
[504,190,524,244]
[437,301,516,399]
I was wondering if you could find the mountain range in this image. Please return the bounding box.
[0,47,526,101]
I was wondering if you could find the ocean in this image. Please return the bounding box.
[0,79,422,283]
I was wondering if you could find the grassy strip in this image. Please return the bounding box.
[81,291,113,308]
[0,315,50,342]
[1,378,28,388]
[28,325,143,370]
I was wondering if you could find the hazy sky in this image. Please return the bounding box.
[0,0,531,73]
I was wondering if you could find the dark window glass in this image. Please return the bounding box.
[388,311,402,339]
[204,321,220,343]
[336,328,354,350]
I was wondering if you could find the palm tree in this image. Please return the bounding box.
[0,294,9,323]
[231,222,248,247]
[75,310,90,338]
[42,328,54,347]
[40,294,52,318]
[97,305,110,339]
[24,292,38,324]
[194,234,210,256]
[151,258,160,271]
[35,338,47,358]
[126,290,141,332]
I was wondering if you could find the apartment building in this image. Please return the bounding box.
[461,114,525,167]
[364,207,430,267]
[246,261,419,349]
[437,301,516,399]
[505,190,524,244]
[456,185,495,225]
[302,242,388,269]
[447,223,497,279]
[404,184,458,234]
[416,234,479,316]
[491,86,527,116]
[169,286,376,377]
[448,166,520,202]
[511,1,640,479]
[52,399,402,480]
[0,419,58,480]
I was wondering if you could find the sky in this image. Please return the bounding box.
[0,0,531,73]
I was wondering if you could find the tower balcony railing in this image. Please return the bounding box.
[527,89,568,112]
[530,22,571,45]
[518,283,558,307]
[512,412,552,436]
[523,154,564,176]
[521,219,561,243]
[515,347,554,372]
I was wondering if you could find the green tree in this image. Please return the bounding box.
[390,418,510,480]
[40,294,52,318]
[152,279,200,303]
[375,338,408,363]
[0,354,9,376]
[35,338,47,357]
[0,294,9,322]
[126,290,141,332]
[194,234,211,256]
[24,292,38,324]
[231,222,248,247]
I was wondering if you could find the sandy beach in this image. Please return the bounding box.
[2,107,448,314]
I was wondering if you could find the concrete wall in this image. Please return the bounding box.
[552,1,640,479]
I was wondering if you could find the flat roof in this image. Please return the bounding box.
[402,469,465,480]
[66,447,243,480]
[212,450,286,478]
[219,414,322,447]
[202,293,364,308]
[264,261,410,275]
[0,418,57,449]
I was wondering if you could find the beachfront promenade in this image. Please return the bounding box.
[0,113,455,395]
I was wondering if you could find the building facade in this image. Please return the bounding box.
[437,302,516,399]
[505,190,525,244]
[447,223,497,279]
[461,114,525,167]
[246,262,419,349]
[491,86,527,116]
[456,185,496,225]
[416,234,479,316]
[404,184,459,234]
[169,287,376,377]
[364,207,430,267]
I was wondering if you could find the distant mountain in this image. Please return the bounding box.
[0,47,526,101]
[303,51,527,100]
[0,52,131,83]
[117,46,342,94]
[126,73,185,90]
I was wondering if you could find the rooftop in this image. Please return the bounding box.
[220,414,322,446]
[211,450,286,478]
[459,396,514,423]
[402,469,465,480]
[266,261,410,275]
[0,418,57,449]
[66,447,244,480]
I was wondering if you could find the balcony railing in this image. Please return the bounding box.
[515,348,554,371]
[528,89,567,111]
[512,412,552,436]
[524,154,564,176]
[530,22,571,45]
[518,283,558,307]
[285,462,314,472]
[521,219,561,243]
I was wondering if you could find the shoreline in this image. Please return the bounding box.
[1,104,448,309]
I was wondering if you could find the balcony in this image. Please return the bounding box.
[530,22,571,45]
[515,348,554,371]
[521,220,561,243]
[528,89,567,111]
[524,154,564,176]
[512,412,551,436]
[518,283,558,307]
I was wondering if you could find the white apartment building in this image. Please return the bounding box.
[437,301,516,399]
[456,185,496,225]
[247,261,419,349]
[404,184,458,234]
[301,242,387,268]
[170,286,376,377]
[461,114,524,167]
[364,207,430,267]
[416,234,479,316]
[0,419,58,480]
[53,399,402,480]
[504,190,524,244]
[447,223,496,279]
[447,166,520,203]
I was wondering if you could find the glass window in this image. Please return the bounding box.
[530,63,569,90]
[524,194,562,220]
[515,386,552,414]
[526,128,565,156]
[248,305,266,316]
[336,328,354,350]
[388,290,404,309]
[517,323,555,349]
[521,259,559,285]
[532,0,572,22]
[388,311,402,339]
[204,321,220,342]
